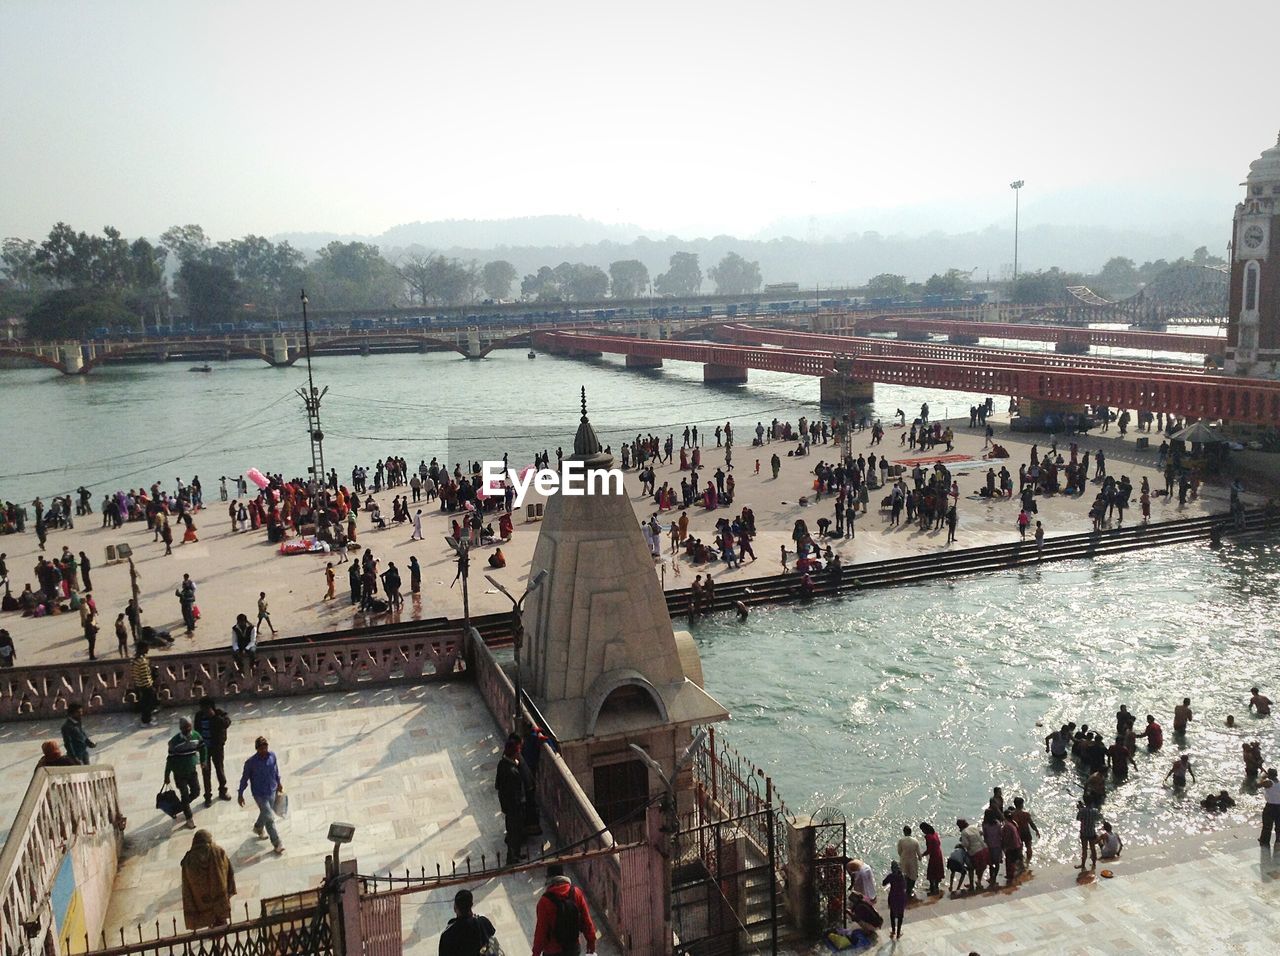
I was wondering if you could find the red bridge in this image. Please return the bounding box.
[822,314,1225,356]
[533,329,1280,427]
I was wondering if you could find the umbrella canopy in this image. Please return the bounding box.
[1172,421,1223,443]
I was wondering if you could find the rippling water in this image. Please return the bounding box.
[694,539,1280,865]
[5,333,1271,871]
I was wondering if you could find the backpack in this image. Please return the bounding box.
[545,890,581,951]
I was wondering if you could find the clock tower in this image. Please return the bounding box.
[1226,132,1280,377]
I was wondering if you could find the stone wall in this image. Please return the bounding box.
[0,633,463,721]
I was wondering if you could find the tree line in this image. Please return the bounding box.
[865,245,1226,304]
[0,223,766,339]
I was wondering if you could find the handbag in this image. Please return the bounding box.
[273,791,289,818]
[155,788,183,818]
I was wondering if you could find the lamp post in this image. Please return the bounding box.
[1009,180,1025,284]
[444,534,472,629]
[486,569,549,729]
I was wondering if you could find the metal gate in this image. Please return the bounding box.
[809,808,848,929]
[671,807,778,955]
[358,893,402,956]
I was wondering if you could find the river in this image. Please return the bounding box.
[3,334,1269,871]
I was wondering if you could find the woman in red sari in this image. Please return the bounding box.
[920,821,944,895]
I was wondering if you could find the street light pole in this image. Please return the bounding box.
[1009,180,1025,284]
[486,570,548,729]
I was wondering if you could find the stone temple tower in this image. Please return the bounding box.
[520,389,727,828]
[1226,132,1280,378]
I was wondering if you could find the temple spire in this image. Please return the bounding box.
[572,386,603,458]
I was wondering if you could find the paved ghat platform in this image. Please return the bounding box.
[0,415,1246,669]
[847,826,1280,955]
[0,684,618,954]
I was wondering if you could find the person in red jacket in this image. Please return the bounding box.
[532,864,597,956]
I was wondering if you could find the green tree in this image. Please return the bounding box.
[654,252,701,296]
[25,288,135,339]
[707,252,762,295]
[521,266,558,301]
[305,241,401,310]
[1009,267,1083,304]
[922,268,970,297]
[216,235,304,314]
[1,238,47,292]
[179,259,242,326]
[865,273,907,297]
[481,260,517,301]
[159,224,211,265]
[1095,256,1138,297]
[552,262,608,301]
[608,259,649,299]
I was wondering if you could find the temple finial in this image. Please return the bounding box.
[580,386,588,421]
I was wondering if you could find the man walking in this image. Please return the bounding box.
[256,592,277,636]
[1261,769,1280,846]
[532,863,597,956]
[61,702,96,764]
[193,698,232,806]
[165,717,205,830]
[237,736,285,854]
[231,614,257,674]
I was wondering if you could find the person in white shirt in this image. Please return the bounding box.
[846,859,876,902]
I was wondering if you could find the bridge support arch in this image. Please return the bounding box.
[271,334,290,365]
[820,374,874,405]
[60,345,84,374]
[703,363,747,384]
[626,354,663,369]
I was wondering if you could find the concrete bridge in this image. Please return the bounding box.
[535,328,1280,427]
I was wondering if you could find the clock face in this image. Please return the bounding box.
[1243,224,1265,249]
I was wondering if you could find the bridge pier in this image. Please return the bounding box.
[947,333,981,345]
[643,321,663,341]
[60,345,84,374]
[703,363,748,384]
[1055,340,1090,355]
[819,374,874,405]
[465,328,482,359]
[271,334,290,364]
[626,354,663,368]
[895,330,931,342]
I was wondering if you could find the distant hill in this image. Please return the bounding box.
[273,214,1223,288]
[275,215,645,254]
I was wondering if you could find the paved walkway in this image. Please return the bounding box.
[814,827,1280,955]
[0,684,616,954]
[2,413,1241,668]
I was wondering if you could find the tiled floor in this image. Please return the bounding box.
[0,684,616,954]
[829,828,1280,955]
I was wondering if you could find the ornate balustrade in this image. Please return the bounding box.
[0,632,463,721]
[1,766,124,956]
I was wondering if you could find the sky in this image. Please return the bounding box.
[1,0,1277,244]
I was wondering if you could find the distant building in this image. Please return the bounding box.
[1226,132,1280,377]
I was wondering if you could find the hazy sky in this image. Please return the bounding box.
[2,0,1276,242]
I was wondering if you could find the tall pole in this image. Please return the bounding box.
[1010,180,1025,284]
[297,290,328,509]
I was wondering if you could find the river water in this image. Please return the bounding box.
[3,331,1268,870]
